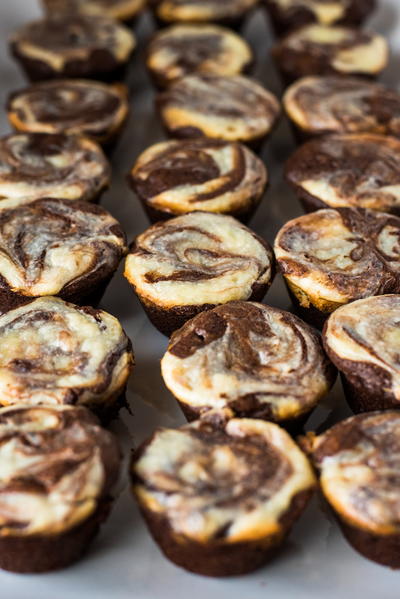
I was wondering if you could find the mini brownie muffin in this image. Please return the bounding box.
[263,0,376,36]
[302,411,400,568]
[161,301,336,427]
[10,15,136,82]
[7,79,129,148]
[272,25,388,84]
[0,197,127,310]
[124,211,274,336]
[149,0,259,29]
[128,138,267,223]
[283,76,400,142]
[323,295,400,413]
[285,134,400,216]
[274,208,400,327]
[0,132,110,203]
[42,0,147,24]
[0,296,133,418]
[0,404,120,573]
[131,411,316,576]
[157,74,281,148]
[146,24,253,89]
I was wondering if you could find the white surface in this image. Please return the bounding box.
[0,1,400,597]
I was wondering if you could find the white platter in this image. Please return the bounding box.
[0,1,400,597]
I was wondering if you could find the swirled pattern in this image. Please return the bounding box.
[7,80,129,145]
[0,296,133,408]
[157,74,281,143]
[284,76,400,137]
[286,134,400,214]
[130,138,267,215]
[0,197,126,296]
[133,416,315,542]
[124,211,274,307]
[0,404,119,536]
[274,208,400,304]
[310,411,400,534]
[43,0,146,21]
[150,0,258,23]
[146,24,253,87]
[162,301,335,420]
[0,133,110,202]
[264,0,375,29]
[323,295,400,401]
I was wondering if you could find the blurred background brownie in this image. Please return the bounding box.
[283,76,400,141]
[323,295,400,413]
[129,138,267,222]
[285,134,400,215]
[146,24,253,88]
[274,208,400,327]
[0,404,120,573]
[0,132,110,203]
[0,197,127,310]
[157,73,281,147]
[124,211,274,336]
[0,296,133,417]
[42,0,147,25]
[263,0,376,36]
[10,15,136,82]
[148,0,259,29]
[161,301,336,427]
[272,25,388,83]
[132,412,316,576]
[7,79,129,148]
[303,411,400,568]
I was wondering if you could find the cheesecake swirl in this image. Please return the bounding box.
[133,416,315,542]
[146,24,253,86]
[0,133,110,202]
[124,212,274,307]
[151,0,258,22]
[0,197,126,297]
[0,405,119,536]
[309,411,400,534]
[157,74,280,142]
[162,302,335,420]
[7,80,129,144]
[286,134,400,214]
[130,139,267,215]
[275,208,400,304]
[265,0,376,27]
[43,0,146,21]
[0,296,133,407]
[323,295,400,401]
[284,76,400,137]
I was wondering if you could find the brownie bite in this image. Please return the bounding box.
[7,79,129,148]
[157,73,281,147]
[161,301,336,427]
[0,296,133,417]
[10,15,136,82]
[274,208,400,327]
[285,134,400,216]
[283,76,400,141]
[0,132,110,203]
[303,411,400,568]
[272,24,388,84]
[42,0,147,24]
[128,138,268,222]
[149,0,259,28]
[0,197,127,310]
[124,211,274,336]
[322,295,400,413]
[146,24,253,89]
[0,404,120,573]
[131,411,316,576]
[263,0,376,36]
